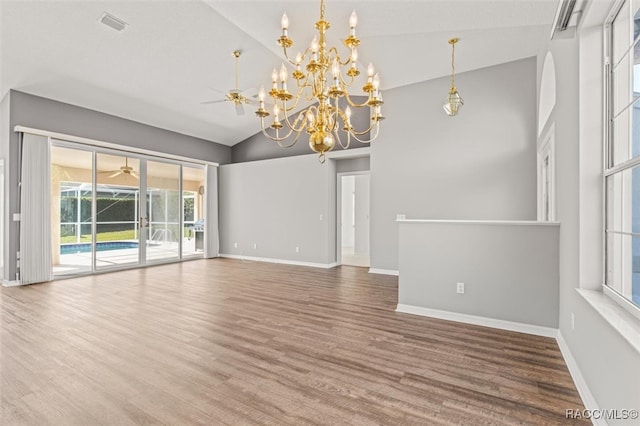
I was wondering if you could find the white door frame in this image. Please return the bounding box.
[336,171,370,265]
[537,125,556,221]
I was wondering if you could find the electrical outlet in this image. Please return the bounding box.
[456,282,465,294]
[253,243,257,249]
[234,242,238,248]
[295,246,300,253]
[319,214,324,221]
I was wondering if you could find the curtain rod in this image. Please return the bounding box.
[14,125,219,167]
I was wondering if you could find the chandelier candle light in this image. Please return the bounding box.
[255,0,385,163]
[443,37,463,116]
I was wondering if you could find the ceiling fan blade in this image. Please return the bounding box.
[201,99,227,104]
[131,171,140,179]
[108,171,122,178]
[236,103,245,116]
[208,86,227,95]
[240,88,257,97]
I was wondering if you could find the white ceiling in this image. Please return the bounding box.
[0,0,561,147]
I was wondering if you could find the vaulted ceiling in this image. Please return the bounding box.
[1,0,561,146]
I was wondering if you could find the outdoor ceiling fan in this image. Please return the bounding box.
[100,157,139,179]
[202,50,256,116]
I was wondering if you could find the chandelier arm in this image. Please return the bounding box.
[281,47,296,66]
[337,72,355,89]
[275,130,305,148]
[334,126,351,150]
[343,92,372,108]
[284,46,317,67]
[348,122,380,143]
[260,122,299,146]
[279,91,304,113]
[294,74,314,95]
[348,119,379,137]
[327,100,339,134]
[280,103,310,133]
[326,48,351,68]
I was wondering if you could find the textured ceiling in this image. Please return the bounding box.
[1,0,561,146]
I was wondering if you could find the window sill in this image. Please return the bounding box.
[577,288,640,355]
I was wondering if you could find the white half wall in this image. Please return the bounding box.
[398,220,560,328]
[219,154,336,265]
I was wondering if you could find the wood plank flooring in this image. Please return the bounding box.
[1,259,587,425]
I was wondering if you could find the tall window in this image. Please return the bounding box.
[606,0,640,310]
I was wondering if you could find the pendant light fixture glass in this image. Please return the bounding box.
[443,38,463,116]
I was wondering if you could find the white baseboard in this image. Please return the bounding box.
[218,254,338,269]
[369,268,399,276]
[395,304,558,338]
[556,331,604,426]
[2,280,23,287]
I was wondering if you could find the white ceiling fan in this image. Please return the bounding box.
[100,157,139,179]
[202,50,256,116]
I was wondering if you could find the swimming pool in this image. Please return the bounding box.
[60,241,139,255]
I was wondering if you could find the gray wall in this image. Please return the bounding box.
[354,174,370,255]
[370,58,538,271]
[398,221,559,328]
[5,90,232,280]
[336,157,370,173]
[219,154,337,265]
[546,19,640,419]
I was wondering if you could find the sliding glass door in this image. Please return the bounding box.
[53,145,94,275]
[52,143,206,277]
[146,160,181,263]
[95,153,141,270]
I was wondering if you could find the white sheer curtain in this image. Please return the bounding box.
[19,133,53,284]
[205,164,219,258]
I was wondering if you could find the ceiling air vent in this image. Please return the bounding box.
[98,12,128,32]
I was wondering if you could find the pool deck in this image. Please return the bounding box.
[54,239,201,276]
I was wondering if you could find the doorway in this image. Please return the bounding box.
[338,173,370,267]
[52,143,206,277]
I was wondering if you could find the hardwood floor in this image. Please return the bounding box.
[1,259,586,425]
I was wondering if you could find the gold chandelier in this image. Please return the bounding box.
[443,37,463,116]
[255,0,385,163]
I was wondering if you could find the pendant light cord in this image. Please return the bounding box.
[451,41,456,89]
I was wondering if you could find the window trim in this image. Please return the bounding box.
[604,0,640,316]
